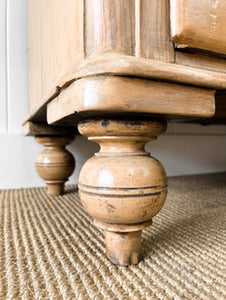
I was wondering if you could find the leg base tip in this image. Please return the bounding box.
[46,181,65,196]
[105,231,142,266]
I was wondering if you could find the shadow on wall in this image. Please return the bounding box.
[148,134,226,177]
[68,135,99,184]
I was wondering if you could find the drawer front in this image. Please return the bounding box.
[170,0,226,55]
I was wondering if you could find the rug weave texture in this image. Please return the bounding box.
[0,173,225,300]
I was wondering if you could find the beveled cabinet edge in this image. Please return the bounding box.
[47,75,215,125]
[25,54,226,123]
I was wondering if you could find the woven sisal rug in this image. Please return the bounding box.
[0,173,225,299]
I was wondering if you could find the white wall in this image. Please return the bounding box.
[0,0,226,189]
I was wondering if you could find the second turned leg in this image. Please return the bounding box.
[78,119,168,266]
[35,136,75,196]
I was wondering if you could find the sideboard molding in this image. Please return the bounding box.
[25,54,226,123]
[46,76,215,125]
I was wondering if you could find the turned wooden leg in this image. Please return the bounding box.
[35,136,75,196]
[78,119,167,266]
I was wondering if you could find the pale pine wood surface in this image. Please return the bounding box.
[36,136,75,196]
[28,0,176,116]
[46,76,215,125]
[78,119,167,265]
[27,0,226,125]
[170,0,226,55]
[176,52,226,73]
[85,0,135,57]
[138,0,174,61]
[25,54,226,123]
[28,0,84,112]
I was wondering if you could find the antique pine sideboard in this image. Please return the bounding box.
[24,0,226,266]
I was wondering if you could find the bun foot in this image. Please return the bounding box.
[35,136,75,195]
[78,119,167,265]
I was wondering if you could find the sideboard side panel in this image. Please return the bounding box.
[28,0,85,112]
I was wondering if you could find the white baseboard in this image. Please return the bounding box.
[0,133,226,189]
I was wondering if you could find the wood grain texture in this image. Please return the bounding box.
[105,231,143,266]
[27,0,175,118]
[26,1,226,124]
[176,52,226,73]
[47,76,215,125]
[137,0,174,61]
[170,0,226,55]
[28,0,84,112]
[78,119,167,265]
[73,56,226,90]
[85,0,135,57]
[25,52,226,123]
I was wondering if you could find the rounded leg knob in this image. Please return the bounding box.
[78,119,167,265]
[35,136,75,196]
